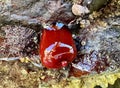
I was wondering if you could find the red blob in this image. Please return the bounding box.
[40,22,77,69]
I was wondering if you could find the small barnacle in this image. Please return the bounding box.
[81,40,86,46]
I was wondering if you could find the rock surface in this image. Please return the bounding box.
[0,0,120,88]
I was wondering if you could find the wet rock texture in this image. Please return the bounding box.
[0,0,120,88]
[72,19,120,76]
[0,0,75,27]
[0,26,38,58]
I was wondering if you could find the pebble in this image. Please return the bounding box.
[72,4,89,16]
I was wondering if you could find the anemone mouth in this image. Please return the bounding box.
[61,60,68,67]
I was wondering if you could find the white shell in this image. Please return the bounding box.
[72,4,89,16]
